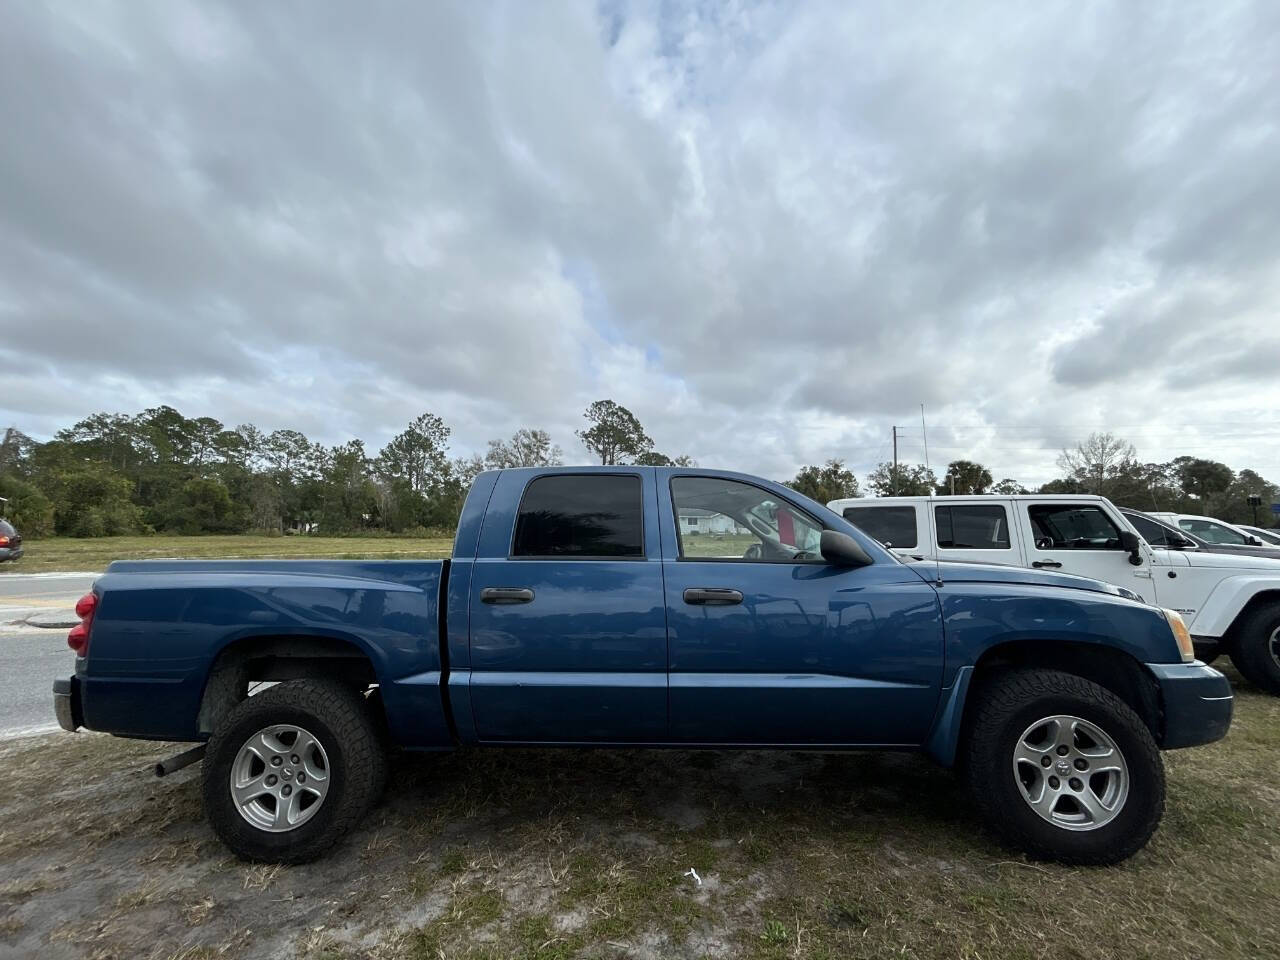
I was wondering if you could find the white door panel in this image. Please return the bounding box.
[1017,501,1158,602]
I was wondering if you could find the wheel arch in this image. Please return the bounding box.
[197,632,383,737]
[927,638,1162,767]
[1220,589,1280,652]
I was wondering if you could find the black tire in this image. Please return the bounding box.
[202,679,388,864]
[1193,639,1221,665]
[963,668,1165,865]
[1228,602,1280,695]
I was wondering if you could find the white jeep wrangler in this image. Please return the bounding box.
[829,493,1280,693]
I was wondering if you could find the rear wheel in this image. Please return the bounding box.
[1229,602,1280,695]
[202,679,387,863]
[963,668,1164,865]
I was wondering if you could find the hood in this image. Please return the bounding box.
[1182,550,1280,571]
[917,559,1145,602]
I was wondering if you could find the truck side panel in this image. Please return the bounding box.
[83,562,450,746]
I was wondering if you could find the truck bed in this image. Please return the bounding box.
[79,559,450,746]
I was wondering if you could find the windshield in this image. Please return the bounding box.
[1179,518,1249,545]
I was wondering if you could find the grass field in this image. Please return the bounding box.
[1,534,456,574]
[0,668,1276,959]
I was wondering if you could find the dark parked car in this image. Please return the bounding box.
[0,519,22,562]
[1120,508,1280,561]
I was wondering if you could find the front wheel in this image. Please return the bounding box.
[1229,601,1280,695]
[963,669,1165,865]
[202,679,388,863]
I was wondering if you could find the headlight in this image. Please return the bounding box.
[1162,608,1195,663]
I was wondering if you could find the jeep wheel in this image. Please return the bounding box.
[202,679,387,863]
[1229,601,1280,695]
[964,668,1164,865]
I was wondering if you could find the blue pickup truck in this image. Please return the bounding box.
[53,467,1232,865]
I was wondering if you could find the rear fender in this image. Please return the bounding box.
[83,568,451,747]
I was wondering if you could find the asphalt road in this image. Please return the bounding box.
[0,573,96,736]
[0,628,73,736]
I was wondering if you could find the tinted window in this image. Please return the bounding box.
[512,475,644,558]
[1179,519,1248,545]
[672,476,823,561]
[842,505,917,549]
[1124,512,1175,547]
[1028,505,1122,550]
[935,505,1010,549]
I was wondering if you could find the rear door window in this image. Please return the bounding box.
[512,474,644,558]
[841,505,917,549]
[935,505,1010,549]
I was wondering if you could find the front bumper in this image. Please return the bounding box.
[1147,661,1234,749]
[52,677,83,733]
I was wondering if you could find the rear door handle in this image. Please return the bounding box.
[480,587,535,604]
[1032,560,1062,569]
[683,588,743,606]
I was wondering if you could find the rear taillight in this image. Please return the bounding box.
[68,592,98,657]
[0,535,9,546]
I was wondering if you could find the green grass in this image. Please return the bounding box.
[0,533,455,573]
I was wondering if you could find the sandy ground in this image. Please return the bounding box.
[0,676,1277,960]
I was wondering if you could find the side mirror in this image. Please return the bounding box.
[821,530,874,567]
[1247,535,1263,546]
[1119,530,1143,565]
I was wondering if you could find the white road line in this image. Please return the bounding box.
[0,571,102,580]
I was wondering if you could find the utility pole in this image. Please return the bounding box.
[892,426,898,495]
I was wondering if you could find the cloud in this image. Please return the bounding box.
[2,0,1279,487]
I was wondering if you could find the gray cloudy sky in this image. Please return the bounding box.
[3,0,1279,486]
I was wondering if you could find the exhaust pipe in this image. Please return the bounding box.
[154,744,207,778]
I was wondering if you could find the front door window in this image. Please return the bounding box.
[671,476,823,561]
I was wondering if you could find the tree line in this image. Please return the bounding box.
[0,399,694,538]
[1,403,1275,539]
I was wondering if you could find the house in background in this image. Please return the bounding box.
[678,507,743,535]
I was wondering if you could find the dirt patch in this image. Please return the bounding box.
[1,678,1277,960]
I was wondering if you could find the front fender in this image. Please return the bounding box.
[1189,577,1280,638]
[922,583,1180,767]
[936,582,1182,688]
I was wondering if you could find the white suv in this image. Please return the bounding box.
[829,493,1280,694]
[1148,512,1265,547]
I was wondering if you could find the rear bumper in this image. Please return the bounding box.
[1147,662,1234,749]
[52,677,83,732]
[0,546,22,562]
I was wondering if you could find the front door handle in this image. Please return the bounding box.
[480,587,535,604]
[1031,560,1062,569]
[683,588,744,606]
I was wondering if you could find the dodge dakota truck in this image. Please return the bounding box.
[53,467,1232,865]
[831,493,1280,694]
